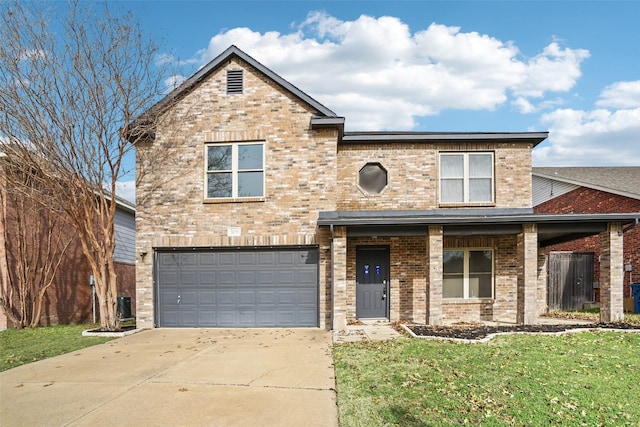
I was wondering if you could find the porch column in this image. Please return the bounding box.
[332,226,348,331]
[517,223,538,324]
[600,222,624,323]
[427,225,443,325]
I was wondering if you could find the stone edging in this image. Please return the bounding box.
[400,324,640,344]
[82,328,146,338]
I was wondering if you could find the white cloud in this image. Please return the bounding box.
[177,12,589,131]
[115,180,136,204]
[533,106,640,166]
[164,74,186,92]
[596,81,640,109]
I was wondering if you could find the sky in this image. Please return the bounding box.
[105,0,639,203]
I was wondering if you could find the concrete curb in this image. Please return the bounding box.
[82,327,146,338]
[400,324,640,344]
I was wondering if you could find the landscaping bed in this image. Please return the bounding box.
[407,322,640,340]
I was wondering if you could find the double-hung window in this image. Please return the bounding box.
[206,142,264,199]
[443,249,493,299]
[440,152,494,204]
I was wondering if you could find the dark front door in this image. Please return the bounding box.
[356,246,390,319]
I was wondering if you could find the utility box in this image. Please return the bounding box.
[117,296,132,319]
[631,284,640,314]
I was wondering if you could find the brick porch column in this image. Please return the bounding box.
[600,222,624,323]
[517,223,538,324]
[427,225,443,325]
[332,226,348,331]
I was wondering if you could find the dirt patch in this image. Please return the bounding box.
[407,323,640,341]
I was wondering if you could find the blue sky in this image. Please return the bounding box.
[108,0,639,201]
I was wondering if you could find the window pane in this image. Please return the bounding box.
[443,251,464,273]
[441,155,463,178]
[469,273,492,298]
[469,154,492,178]
[208,146,231,171]
[238,144,263,170]
[207,173,232,198]
[444,276,464,298]
[469,250,492,273]
[441,179,463,203]
[238,171,263,197]
[469,178,492,202]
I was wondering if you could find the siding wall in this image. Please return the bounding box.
[114,208,136,264]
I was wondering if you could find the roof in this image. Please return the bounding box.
[533,167,640,200]
[318,208,639,246]
[342,131,548,146]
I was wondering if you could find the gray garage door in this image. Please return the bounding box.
[156,248,318,327]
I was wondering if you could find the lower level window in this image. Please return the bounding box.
[443,249,493,299]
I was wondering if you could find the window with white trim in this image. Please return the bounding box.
[443,249,493,299]
[205,142,264,199]
[440,152,494,204]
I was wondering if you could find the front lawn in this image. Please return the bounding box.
[334,332,640,426]
[0,324,113,372]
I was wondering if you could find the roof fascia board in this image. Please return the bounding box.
[532,171,640,201]
[317,211,639,227]
[341,132,548,146]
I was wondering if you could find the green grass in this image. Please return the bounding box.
[0,324,113,372]
[334,332,640,426]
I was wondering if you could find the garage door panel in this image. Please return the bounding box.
[157,248,318,327]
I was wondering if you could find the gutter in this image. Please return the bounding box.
[621,218,639,235]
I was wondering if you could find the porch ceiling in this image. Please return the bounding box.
[318,209,639,247]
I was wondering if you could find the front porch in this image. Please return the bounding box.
[319,209,637,331]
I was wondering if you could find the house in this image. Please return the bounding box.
[0,161,136,328]
[533,167,640,312]
[133,45,639,330]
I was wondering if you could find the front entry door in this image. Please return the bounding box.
[356,247,390,318]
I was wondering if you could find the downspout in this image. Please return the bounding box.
[330,224,334,331]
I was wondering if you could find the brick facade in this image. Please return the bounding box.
[135,46,630,330]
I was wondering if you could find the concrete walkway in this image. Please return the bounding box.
[0,328,338,427]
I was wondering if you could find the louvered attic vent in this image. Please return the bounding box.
[226,69,243,94]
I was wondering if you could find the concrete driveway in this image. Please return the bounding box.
[0,328,338,426]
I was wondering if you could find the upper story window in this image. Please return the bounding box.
[440,152,494,204]
[206,142,264,199]
[359,162,387,194]
[443,249,494,299]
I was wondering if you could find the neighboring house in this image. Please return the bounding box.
[533,167,640,311]
[0,169,136,329]
[133,45,638,330]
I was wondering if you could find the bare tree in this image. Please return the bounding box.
[0,1,166,330]
[0,162,73,328]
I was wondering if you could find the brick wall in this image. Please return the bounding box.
[344,234,520,325]
[535,188,640,297]
[135,58,340,328]
[337,142,533,210]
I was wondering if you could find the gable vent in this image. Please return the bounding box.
[226,69,243,94]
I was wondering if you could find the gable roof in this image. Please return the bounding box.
[532,167,640,200]
[151,45,338,120]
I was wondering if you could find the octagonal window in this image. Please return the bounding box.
[359,162,387,194]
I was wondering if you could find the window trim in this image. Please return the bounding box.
[443,248,494,300]
[204,141,265,201]
[439,152,494,205]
